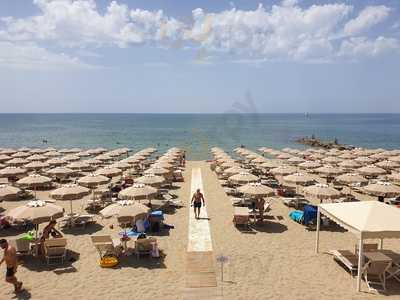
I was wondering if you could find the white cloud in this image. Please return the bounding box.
[281,0,298,7]
[0,0,398,66]
[338,36,400,57]
[0,0,186,47]
[344,6,390,36]
[187,3,352,61]
[0,41,96,70]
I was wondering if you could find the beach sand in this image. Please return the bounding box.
[1,161,400,299]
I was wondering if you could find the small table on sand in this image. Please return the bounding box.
[120,237,131,253]
[380,250,400,282]
[364,251,392,262]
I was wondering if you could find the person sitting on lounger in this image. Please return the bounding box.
[42,220,63,240]
[256,198,266,223]
[191,189,205,219]
[40,220,62,255]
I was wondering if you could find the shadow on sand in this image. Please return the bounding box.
[117,250,167,269]
[20,249,80,273]
[10,288,32,300]
[61,223,104,236]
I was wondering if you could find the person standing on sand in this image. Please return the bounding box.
[191,189,205,219]
[0,239,23,293]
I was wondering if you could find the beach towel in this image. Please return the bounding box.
[289,210,303,223]
[119,229,140,237]
[136,219,145,232]
[21,231,35,241]
[303,205,317,225]
[150,210,164,220]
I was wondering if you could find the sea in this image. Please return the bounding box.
[0,113,399,160]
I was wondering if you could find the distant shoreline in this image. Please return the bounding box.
[1,113,400,115]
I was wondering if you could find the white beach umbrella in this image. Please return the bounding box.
[364,181,400,198]
[6,157,29,166]
[119,183,158,201]
[0,166,27,178]
[303,183,341,203]
[228,172,259,184]
[78,174,110,188]
[283,173,315,186]
[237,182,274,197]
[335,173,368,185]
[25,160,50,171]
[99,200,149,219]
[356,165,387,176]
[270,166,297,176]
[135,174,165,187]
[0,185,21,201]
[298,161,322,170]
[47,158,67,166]
[51,184,90,214]
[6,200,64,224]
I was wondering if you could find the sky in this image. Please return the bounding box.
[0,0,399,113]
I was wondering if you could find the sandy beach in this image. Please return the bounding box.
[1,159,400,299]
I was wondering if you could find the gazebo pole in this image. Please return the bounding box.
[315,207,321,253]
[357,235,364,292]
[380,238,384,249]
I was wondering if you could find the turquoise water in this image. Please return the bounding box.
[0,114,399,160]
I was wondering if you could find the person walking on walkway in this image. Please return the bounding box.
[1,239,23,293]
[191,188,205,219]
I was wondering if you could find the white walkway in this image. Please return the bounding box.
[187,168,213,252]
[184,166,219,298]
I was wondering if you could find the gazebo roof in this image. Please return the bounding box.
[319,201,400,239]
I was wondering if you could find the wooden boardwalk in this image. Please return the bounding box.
[183,167,220,299]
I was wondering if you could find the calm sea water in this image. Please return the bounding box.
[0,114,399,160]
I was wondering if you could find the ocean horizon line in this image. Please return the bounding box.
[1,112,400,115]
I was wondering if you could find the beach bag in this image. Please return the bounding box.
[151,241,160,258]
[21,231,35,241]
[289,210,303,223]
[99,255,118,268]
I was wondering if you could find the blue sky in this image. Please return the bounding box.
[0,0,399,113]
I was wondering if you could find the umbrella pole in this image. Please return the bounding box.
[70,199,73,215]
[35,224,39,256]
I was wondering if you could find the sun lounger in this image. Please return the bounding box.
[362,257,392,292]
[44,238,67,265]
[9,238,32,256]
[135,237,157,259]
[355,243,378,255]
[73,214,95,228]
[117,216,133,228]
[224,187,237,196]
[282,197,308,209]
[233,207,250,226]
[91,235,122,258]
[86,199,104,211]
[173,170,184,182]
[231,197,250,206]
[330,250,359,276]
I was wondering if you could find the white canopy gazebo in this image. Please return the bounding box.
[315,201,400,291]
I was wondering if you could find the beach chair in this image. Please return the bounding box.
[91,235,122,258]
[362,260,392,292]
[233,207,250,227]
[173,170,184,182]
[355,243,379,255]
[44,238,67,265]
[73,214,96,228]
[117,216,132,228]
[135,237,156,259]
[9,238,32,257]
[282,197,308,209]
[330,250,358,276]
